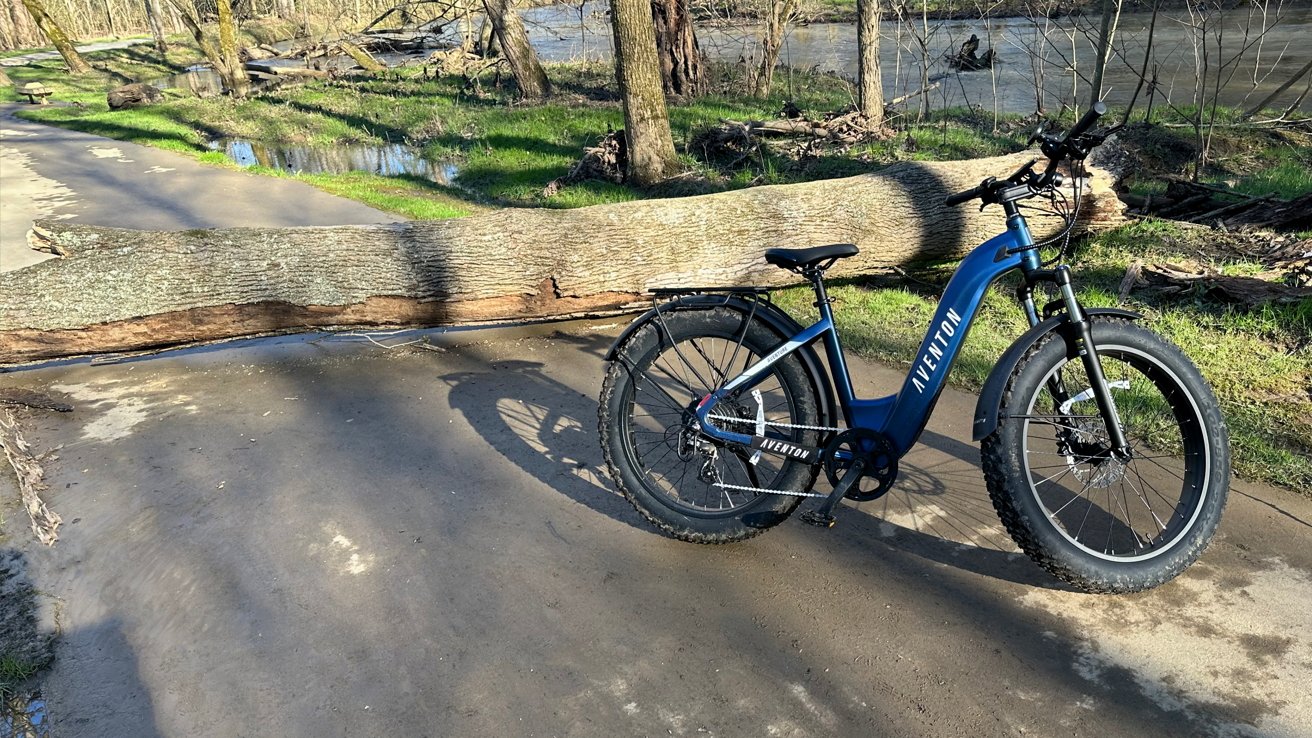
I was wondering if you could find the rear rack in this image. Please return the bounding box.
[650,286,772,297]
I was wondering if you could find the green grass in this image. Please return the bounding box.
[1118,105,1312,201]
[0,656,41,698]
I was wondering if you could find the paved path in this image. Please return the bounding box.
[0,321,1308,737]
[0,104,398,272]
[0,37,153,67]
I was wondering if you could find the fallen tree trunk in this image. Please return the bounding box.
[0,153,1124,362]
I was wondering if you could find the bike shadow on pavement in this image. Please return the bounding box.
[439,347,1072,591]
[0,547,161,738]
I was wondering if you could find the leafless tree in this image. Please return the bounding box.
[20,0,90,73]
[652,0,702,97]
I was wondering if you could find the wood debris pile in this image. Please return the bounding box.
[1120,179,1312,231]
[1119,234,1312,307]
[693,108,895,165]
[544,129,627,195]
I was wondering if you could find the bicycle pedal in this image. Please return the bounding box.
[800,510,837,528]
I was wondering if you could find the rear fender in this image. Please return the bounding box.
[606,295,837,435]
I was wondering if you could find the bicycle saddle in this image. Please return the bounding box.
[764,243,859,271]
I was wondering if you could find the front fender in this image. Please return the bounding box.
[971,308,1143,441]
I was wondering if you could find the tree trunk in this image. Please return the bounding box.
[1089,0,1121,108]
[215,0,249,97]
[20,0,91,74]
[856,0,883,125]
[754,0,796,98]
[0,154,1126,362]
[165,0,218,61]
[6,0,45,50]
[100,0,116,38]
[144,0,168,54]
[612,0,679,186]
[338,39,385,72]
[650,0,700,98]
[482,0,550,98]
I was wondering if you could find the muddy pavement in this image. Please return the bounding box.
[1,320,1309,737]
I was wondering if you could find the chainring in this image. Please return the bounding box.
[822,428,899,502]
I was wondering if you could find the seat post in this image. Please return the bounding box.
[806,268,833,312]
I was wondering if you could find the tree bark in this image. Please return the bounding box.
[338,39,385,72]
[0,154,1126,363]
[612,0,679,185]
[144,0,168,54]
[482,0,550,98]
[20,0,91,74]
[856,0,883,125]
[754,0,796,98]
[6,0,45,50]
[215,0,249,97]
[650,0,700,98]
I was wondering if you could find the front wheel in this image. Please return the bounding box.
[599,307,821,543]
[982,318,1230,593]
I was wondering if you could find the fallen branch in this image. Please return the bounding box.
[1137,262,1312,306]
[0,409,62,545]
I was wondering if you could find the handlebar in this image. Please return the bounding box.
[1068,101,1108,140]
[944,101,1108,207]
[944,178,994,207]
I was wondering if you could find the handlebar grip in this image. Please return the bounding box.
[1068,101,1108,139]
[944,187,982,207]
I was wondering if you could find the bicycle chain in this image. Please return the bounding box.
[704,415,838,498]
[712,481,826,498]
[705,414,842,433]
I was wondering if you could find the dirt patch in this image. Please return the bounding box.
[1019,556,1312,736]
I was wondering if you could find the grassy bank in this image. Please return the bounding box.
[2,43,1309,492]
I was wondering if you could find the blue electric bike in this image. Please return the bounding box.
[598,104,1229,593]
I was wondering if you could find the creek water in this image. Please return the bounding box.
[207,138,460,183]
[518,2,1312,114]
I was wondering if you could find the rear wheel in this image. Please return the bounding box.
[982,318,1229,593]
[599,307,821,543]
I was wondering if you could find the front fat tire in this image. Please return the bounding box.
[599,307,821,543]
[982,318,1230,593]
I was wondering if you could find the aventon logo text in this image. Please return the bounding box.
[911,308,963,394]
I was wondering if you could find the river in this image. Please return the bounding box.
[517,2,1312,114]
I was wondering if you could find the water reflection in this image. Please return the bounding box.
[208,138,460,184]
[0,692,48,738]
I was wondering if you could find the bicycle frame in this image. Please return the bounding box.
[694,213,1043,457]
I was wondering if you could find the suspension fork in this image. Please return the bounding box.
[1017,282,1074,409]
[1053,267,1132,459]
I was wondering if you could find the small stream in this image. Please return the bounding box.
[207,138,460,183]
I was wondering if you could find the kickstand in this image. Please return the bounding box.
[800,458,866,528]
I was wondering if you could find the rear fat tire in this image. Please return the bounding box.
[599,307,821,543]
[981,318,1230,593]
